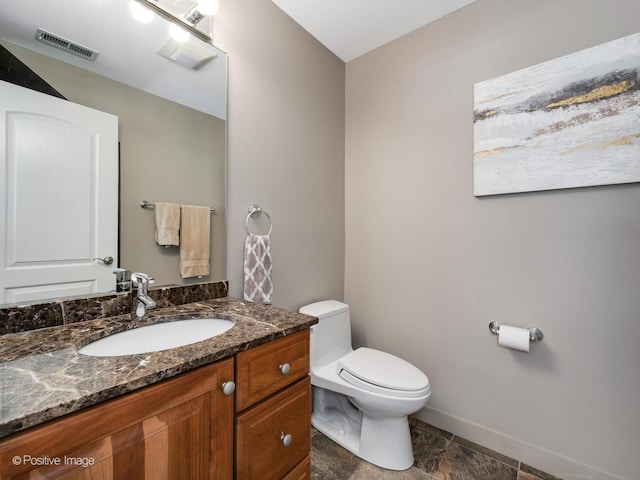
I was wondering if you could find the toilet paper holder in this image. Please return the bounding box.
[488,321,543,343]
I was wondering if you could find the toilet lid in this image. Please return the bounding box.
[337,348,429,397]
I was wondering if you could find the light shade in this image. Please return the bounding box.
[169,23,190,43]
[129,1,154,23]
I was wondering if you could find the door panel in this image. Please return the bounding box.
[0,80,118,303]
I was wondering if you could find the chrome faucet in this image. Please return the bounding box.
[131,272,156,319]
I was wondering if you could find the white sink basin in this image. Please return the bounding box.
[78,318,235,357]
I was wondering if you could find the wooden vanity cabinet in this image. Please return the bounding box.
[0,358,235,480]
[0,329,313,480]
[235,330,311,480]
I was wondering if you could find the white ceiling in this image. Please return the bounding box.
[0,0,477,115]
[271,0,478,62]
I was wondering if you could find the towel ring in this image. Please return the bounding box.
[245,204,272,235]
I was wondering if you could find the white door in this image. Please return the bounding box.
[0,80,118,304]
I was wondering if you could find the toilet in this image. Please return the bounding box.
[299,300,430,471]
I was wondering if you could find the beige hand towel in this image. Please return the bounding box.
[154,202,180,247]
[179,205,211,278]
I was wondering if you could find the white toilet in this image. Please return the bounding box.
[299,300,430,471]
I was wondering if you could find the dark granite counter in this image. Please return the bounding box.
[0,297,317,439]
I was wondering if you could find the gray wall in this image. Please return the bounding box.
[345,1,640,479]
[215,0,346,310]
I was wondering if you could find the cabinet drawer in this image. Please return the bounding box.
[235,377,311,480]
[236,329,309,411]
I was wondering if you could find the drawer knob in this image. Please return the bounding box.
[278,363,291,375]
[221,381,236,396]
[280,432,293,447]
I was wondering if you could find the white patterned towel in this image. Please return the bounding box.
[243,233,273,304]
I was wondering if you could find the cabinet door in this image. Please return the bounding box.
[0,359,234,479]
[236,377,311,480]
[282,456,310,480]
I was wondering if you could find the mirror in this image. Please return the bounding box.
[0,0,227,307]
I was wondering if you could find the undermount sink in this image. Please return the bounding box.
[78,318,235,357]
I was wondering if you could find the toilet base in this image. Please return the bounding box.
[312,387,415,471]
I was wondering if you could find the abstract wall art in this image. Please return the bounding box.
[473,32,640,196]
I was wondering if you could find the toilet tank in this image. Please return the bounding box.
[299,300,353,367]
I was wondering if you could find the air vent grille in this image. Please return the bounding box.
[35,29,99,62]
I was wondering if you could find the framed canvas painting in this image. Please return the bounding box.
[473,32,640,196]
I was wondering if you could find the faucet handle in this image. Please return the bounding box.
[131,272,155,286]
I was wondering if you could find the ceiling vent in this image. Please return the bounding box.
[35,29,99,62]
[156,37,217,70]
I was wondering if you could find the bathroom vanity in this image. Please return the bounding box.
[0,359,235,478]
[235,330,311,479]
[0,295,316,479]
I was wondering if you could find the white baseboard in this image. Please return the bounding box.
[413,407,624,480]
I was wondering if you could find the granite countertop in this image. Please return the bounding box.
[0,297,317,439]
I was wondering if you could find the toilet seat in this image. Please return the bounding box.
[337,348,430,399]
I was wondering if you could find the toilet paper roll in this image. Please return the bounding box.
[498,325,530,352]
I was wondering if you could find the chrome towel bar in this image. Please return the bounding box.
[140,200,215,213]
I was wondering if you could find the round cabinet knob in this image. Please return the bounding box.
[280,432,293,447]
[278,363,291,375]
[221,381,236,396]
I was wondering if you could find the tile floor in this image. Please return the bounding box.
[311,418,561,480]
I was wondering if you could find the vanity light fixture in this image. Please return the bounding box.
[129,0,155,23]
[183,6,206,25]
[169,22,191,43]
[132,0,216,43]
[184,0,219,25]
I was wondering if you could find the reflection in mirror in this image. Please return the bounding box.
[0,0,227,307]
[136,0,217,43]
